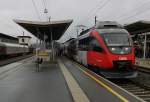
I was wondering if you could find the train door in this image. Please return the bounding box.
[78,37,90,66]
[87,37,104,68]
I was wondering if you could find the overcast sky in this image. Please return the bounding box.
[0,0,150,42]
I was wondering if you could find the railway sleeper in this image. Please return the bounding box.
[123,87,142,90]
[133,91,150,95]
[119,84,137,87]
[128,89,146,92]
[120,85,141,88]
[116,83,134,86]
[137,94,150,97]
[142,97,150,101]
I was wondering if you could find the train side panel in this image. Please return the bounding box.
[77,51,87,66]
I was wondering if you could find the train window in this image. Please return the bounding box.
[101,33,131,46]
[89,37,103,52]
[22,38,24,42]
[79,37,91,51]
[68,40,77,55]
[89,38,101,47]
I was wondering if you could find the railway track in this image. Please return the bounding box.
[110,79,150,102]
[110,66,150,102]
[68,57,150,101]
[0,54,33,66]
[135,65,150,74]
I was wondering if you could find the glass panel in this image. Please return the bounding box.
[101,33,131,46]
[99,32,132,54]
[89,38,100,47]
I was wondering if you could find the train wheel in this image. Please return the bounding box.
[88,65,99,73]
[93,67,99,73]
[88,64,92,70]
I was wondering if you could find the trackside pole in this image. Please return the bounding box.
[143,33,147,59]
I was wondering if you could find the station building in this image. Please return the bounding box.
[17,36,32,46]
[0,33,32,47]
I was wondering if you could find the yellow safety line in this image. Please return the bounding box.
[58,60,90,102]
[72,61,129,102]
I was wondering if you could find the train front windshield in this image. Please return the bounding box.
[101,33,132,54]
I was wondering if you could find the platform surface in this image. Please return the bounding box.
[0,57,73,102]
[136,58,150,69]
[0,56,143,102]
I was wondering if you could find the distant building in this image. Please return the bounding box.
[17,36,31,46]
[0,33,18,44]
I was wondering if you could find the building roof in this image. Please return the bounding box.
[124,20,150,34]
[14,19,73,41]
[0,33,18,41]
[17,36,32,38]
[64,38,75,43]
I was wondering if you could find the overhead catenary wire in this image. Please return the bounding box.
[81,0,111,25]
[105,0,144,20]
[79,0,104,23]
[118,3,150,22]
[41,0,49,21]
[93,0,111,16]
[119,11,150,22]
[0,0,44,37]
[81,0,150,25]
[42,0,47,10]
[113,0,150,22]
[31,0,42,21]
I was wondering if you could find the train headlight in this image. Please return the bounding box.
[109,47,131,54]
[111,47,116,51]
[125,47,129,51]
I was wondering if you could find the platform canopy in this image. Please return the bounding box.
[125,21,150,34]
[14,19,73,41]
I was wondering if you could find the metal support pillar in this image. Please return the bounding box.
[51,29,54,61]
[48,17,54,61]
[22,31,25,55]
[143,33,147,59]
[36,27,40,57]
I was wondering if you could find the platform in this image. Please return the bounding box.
[136,58,150,69]
[0,56,144,102]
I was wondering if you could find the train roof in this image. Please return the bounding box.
[17,36,32,38]
[96,28,129,34]
[95,21,124,29]
[79,21,126,36]
[63,38,76,44]
[79,28,128,39]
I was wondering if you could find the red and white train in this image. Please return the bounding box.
[65,21,137,78]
